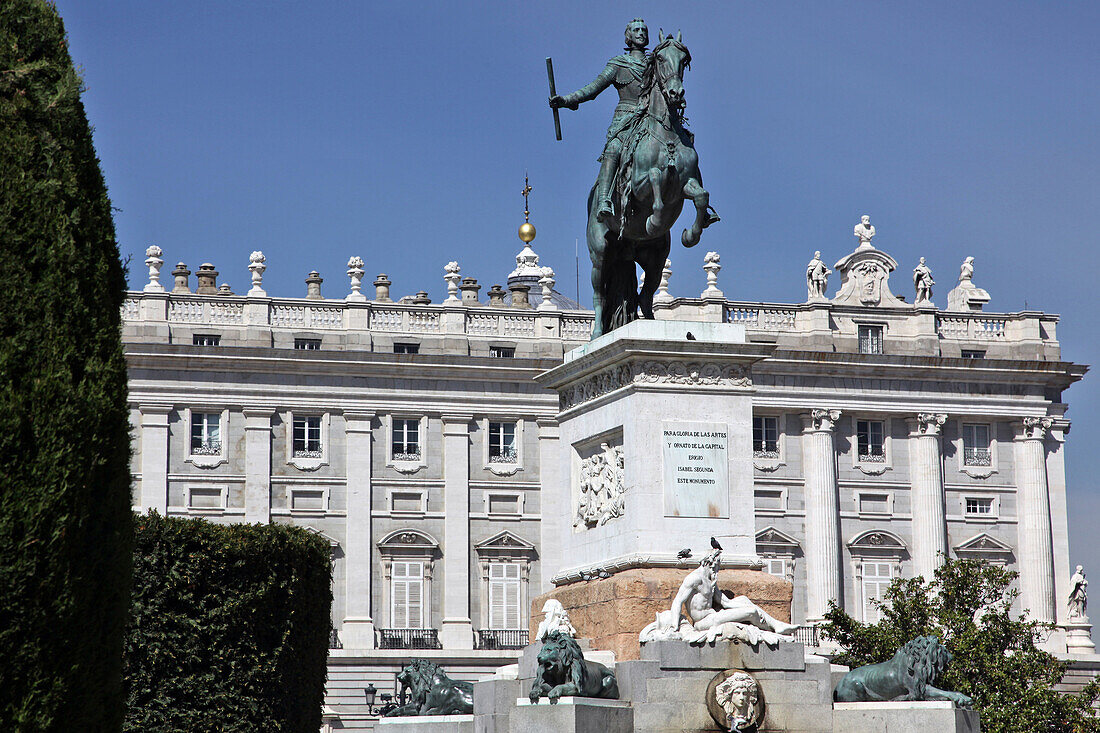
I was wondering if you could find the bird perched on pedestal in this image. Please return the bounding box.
[710,536,723,551]
[677,548,693,560]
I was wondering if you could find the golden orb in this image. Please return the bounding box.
[518,221,536,243]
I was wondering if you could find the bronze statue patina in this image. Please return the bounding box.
[832,636,973,707]
[551,19,720,337]
[528,631,619,703]
[383,659,474,716]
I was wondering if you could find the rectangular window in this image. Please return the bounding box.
[965,497,994,516]
[488,563,522,630]
[391,561,424,629]
[193,334,220,346]
[489,346,515,358]
[862,561,893,623]
[962,424,991,466]
[764,558,786,577]
[292,416,323,457]
[858,325,883,355]
[190,412,221,455]
[752,416,779,457]
[488,421,517,463]
[753,489,784,512]
[859,493,890,514]
[488,494,520,515]
[857,420,886,462]
[391,491,424,513]
[394,342,420,354]
[961,349,986,359]
[294,338,321,350]
[392,418,421,460]
[188,487,224,510]
[289,489,325,511]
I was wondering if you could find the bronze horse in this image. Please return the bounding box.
[587,32,719,337]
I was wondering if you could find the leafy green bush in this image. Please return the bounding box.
[0,1,133,729]
[823,557,1100,733]
[124,514,333,732]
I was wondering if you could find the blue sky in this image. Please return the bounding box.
[56,2,1099,574]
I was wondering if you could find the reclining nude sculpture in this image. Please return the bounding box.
[639,546,797,646]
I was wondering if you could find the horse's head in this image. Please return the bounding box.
[653,30,691,110]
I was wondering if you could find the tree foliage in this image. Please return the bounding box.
[0,1,133,728]
[124,514,334,733]
[822,558,1100,733]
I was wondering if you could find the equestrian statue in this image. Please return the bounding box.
[550,18,720,337]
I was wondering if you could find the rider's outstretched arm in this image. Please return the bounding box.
[555,63,616,108]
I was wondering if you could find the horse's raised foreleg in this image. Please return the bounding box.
[636,233,671,320]
[681,177,719,248]
[645,167,665,236]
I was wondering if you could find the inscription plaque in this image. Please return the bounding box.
[662,420,729,518]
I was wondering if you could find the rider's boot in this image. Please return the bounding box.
[594,153,618,222]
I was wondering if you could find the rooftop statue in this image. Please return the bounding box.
[383,659,474,717]
[854,214,876,247]
[1070,564,1089,620]
[639,546,797,646]
[528,631,619,703]
[913,256,935,305]
[833,636,973,707]
[806,250,831,301]
[550,19,720,337]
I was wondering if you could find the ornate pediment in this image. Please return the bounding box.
[474,530,536,553]
[302,526,340,548]
[954,532,1013,555]
[755,526,801,552]
[848,529,906,553]
[378,529,439,552]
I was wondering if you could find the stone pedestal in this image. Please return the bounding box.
[530,568,791,661]
[1065,620,1096,654]
[534,320,775,582]
[376,714,474,733]
[832,701,981,732]
[510,698,632,733]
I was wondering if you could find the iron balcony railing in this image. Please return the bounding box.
[329,627,342,649]
[477,629,529,650]
[378,628,442,650]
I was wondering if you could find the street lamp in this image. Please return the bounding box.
[363,684,394,716]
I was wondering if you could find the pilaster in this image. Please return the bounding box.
[907,413,948,579]
[1014,416,1056,623]
[138,404,172,513]
[537,417,561,593]
[243,408,273,523]
[440,413,474,649]
[801,408,842,623]
[342,412,377,649]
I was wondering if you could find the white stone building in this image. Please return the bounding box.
[122,224,1087,727]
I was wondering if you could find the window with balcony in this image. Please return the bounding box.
[752,416,779,458]
[193,333,220,346]
[190,412,221,455]
[962,424,991,466]
[858,325,883,355]
[292,416,323,458]
[391,560,424,629]
[489,346,516,358]
[961,349,986,359]
[394,342,419,354]
[294,338,321,350]
[488,563,522,630]
[392,418,421,461]
[488,421,518,463]
[856,420,886,462]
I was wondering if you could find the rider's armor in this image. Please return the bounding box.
[558,53,648,219]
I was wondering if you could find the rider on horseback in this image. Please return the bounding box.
[550,18,650,223]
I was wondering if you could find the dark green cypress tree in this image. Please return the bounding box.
[0,1,133,728]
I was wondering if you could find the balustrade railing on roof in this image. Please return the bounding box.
[724,304,797,331]
[937,314,1008,340]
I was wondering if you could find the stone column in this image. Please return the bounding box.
[138,404,171,513]
[342,412,376,649]
[1014,416,1056,623]
[243,408,273,523]
[801,409,843,623]
[907,413,948,580]
[440,414,474,649]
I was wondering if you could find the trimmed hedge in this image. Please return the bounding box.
[124,514,333,733]
[0,1,134,729]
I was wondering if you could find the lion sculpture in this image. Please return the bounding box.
[528,631,619,703]
[383,659,473,716]
[833,635,973,707]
